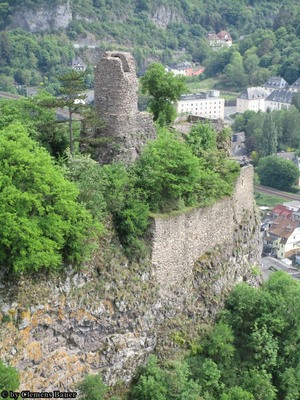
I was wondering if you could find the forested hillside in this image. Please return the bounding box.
[1,0,300,92]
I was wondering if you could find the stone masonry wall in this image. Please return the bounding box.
[0,166,261,390]
[94,52,156,164]
[151,166,258,296]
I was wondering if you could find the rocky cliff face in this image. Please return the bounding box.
[8,1,72,32]
[0,167,261,390]
[149,6,185,29]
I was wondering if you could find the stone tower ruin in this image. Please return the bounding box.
[93,51,156,164]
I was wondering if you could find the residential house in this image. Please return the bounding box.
[71,56,86,71]
[236,87,269,113]
[207,30,232,49]
[264,89,294,111]
[217,31,232,46]
[264,216,300,258]
[272,204,293,219]
[185,66,205,77]
[167,62,205,77]
[177,91,225,120]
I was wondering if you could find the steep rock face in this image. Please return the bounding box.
[0,167,261,390]
[8,1,72,32]
[149,6,184,29]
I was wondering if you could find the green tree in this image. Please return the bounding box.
[130,356,167,400]
[41,70,87,156]
[258,112,277,156]
[134,129,202,212]
[257,155,299,190]
[58,70,87,156]
[0,123,96,273]
[0,360,19,391]
[141,63,186,126]
[0,94,69,158]
[220,387,254,400]
[185,123,217,157]
[224,51,248,88]
[76,374,108,400]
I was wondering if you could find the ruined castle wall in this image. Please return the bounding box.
[93,52,156,164]
[94,52,138,123]
[151,166,259,294]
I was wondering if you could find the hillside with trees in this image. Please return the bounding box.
[1,1,300,92]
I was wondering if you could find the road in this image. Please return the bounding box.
[224,106,236,124]
[261,256,300,281]
[255,185,300,201]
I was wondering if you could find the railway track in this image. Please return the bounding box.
[255,185,300,201]
[0,91,22,100]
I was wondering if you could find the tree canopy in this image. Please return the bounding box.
[141,63,186,126]
[256,155,299,190]
[0,123,97,273]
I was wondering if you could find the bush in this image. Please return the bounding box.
[0,123,97,273]
[76,374,108,400]
[0,360,19,391]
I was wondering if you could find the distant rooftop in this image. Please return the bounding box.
[238,87,269,100]
[263,76,288,89]
[265,89,294,104]
[283,201,300,210]
[277,152,295,162]
[180,91,221,101]
[290,77,300,89]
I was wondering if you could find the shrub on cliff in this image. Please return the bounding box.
[76,374,108,400]
[0,360,19,391]
[134,129,239,213]
[134,129,202,212]
[0,123,98,273]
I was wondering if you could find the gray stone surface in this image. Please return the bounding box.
[151,166,260,296]
[94,51,156,164]
[8,0,72,32]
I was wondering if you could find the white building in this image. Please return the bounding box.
[207,31,232,49]
[263,76,288,94]
[265,89,294,111]
[177,91,224,120]
[236,87,269,113]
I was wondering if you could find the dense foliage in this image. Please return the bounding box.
[141,63,186,125]
[256,155,299,191]
[232,107,300,162]
[0,360,19,391]
[134,127,239,213]
[0,94,69,157]
[126,272,300,400]
[0,123,97,273]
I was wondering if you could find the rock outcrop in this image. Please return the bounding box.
[8,0,72,32]
[0,166,261,390]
